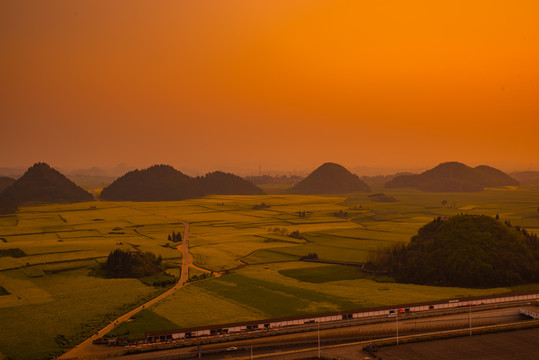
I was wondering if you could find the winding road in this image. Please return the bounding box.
[60,222,194,360]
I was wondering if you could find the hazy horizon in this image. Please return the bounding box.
[0,160,536,179]
[0,161,427,178]
[2,1,538,175]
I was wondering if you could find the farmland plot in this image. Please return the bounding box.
[0,189,538,358]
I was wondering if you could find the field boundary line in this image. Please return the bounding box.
[59,221,192,360]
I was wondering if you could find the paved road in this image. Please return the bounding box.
[375,327,539,360]
[60,222,192,360]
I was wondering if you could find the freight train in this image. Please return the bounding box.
[146,291,539,342]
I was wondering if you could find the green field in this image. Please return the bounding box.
[279,264,368,283]
[1,188,539,358]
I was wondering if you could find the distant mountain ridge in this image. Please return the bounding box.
[511,171,539,185]
[244,174,303,185]
[0,163,93,213]
[385,162,518,192]
[289,162,370,194]
[100,165,263,201]
[68,163,135,178]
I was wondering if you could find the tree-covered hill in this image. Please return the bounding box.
[385,162,518,192]
[474,165,520,187]
[374,215,539,287]
[0,176,15,193]
[198,171,263,195]
[289,162,370,194]
[100,165,202,201]
[0,163,93,214]
[100,165,263,201]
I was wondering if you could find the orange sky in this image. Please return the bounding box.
[1,0,538,175]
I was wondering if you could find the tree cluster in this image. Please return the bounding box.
[0,248,26,258]
[301,252,319,260]
[511,224,539,250]
[104,249,163,278]
[372,214,539,287]
[266,227,304,239]
[268,227,288,236]
[252,202,270,210]
[333,210,349,218]
[288,230,304,239]
[168,230,182,242]
[152,278,176,287]
[189,273,211,282]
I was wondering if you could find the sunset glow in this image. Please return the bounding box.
[1,0,538,173]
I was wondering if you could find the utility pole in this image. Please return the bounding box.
[396,311,399,345]
[469,304,472,336]
[318,322,321,359]
[250,344,253,360]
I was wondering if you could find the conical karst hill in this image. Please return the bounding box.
[198,171,264,195]
[289,162,371,194]
[0,163,93,213]
[100,164,201,201]
[385,161,518,192]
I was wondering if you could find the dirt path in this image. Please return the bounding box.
[59,222,192,360]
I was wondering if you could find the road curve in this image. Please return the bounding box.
[60,222,192,360]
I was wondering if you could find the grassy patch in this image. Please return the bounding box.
[163,263,180,275]
[279,264,367,283]
[42,259,97,274]
[371,275,395,283]
[510,283,539,292]
[150,284,268,329]
[21,266,46,278]
[194,273,359,318]
[138,272,177,287]
[0,215,18,227]
[0,286,9,296]
[188,267,213,282]
[242,249,300,264]
[107,309,179,339]
[0,268,162,360]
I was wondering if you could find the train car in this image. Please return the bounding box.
[146,290,539,342]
